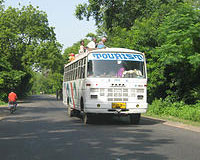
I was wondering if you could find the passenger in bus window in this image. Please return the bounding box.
[117,67,125,78]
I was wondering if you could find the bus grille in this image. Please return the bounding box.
[97,88,144,102]
[106,88,129,102]
[107,98,128,102]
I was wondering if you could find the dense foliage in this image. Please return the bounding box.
[31,72,63,95]
[75,0,200,105]
[147,99,200,122]
[0,2,63,101]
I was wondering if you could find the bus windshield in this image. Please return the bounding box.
[87,60,145,78]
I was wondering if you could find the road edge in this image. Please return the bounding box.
[0,105,7,121]
[143,115,200,133]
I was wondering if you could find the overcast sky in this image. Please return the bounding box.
[4,0,97,51]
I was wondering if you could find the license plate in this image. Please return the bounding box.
[112,103,126,109]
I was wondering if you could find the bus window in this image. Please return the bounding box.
[78,60,81,79]
[87,60,93,77]
[83,58,86,66]
[78,66,81,79]
[76,62,79,79]
[75,68,78,79]
[87,60,145,78]
[82,66,85,78]
[72,68,75,80]
[70,70,72,81]
[67,72,70,81]
[80,59,82,66]
[80,65,85,79]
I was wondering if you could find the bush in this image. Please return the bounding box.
[0,100,7,105]
[147,99,200,122]
[147,99,164,115]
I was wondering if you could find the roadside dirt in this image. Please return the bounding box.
[143,115,200,133]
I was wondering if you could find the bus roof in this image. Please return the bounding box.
[64,48,143,67]
[90,48,142,54]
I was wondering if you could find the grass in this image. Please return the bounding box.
[0,101,7,107]
[147,99,200,122]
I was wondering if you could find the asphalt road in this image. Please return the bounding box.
[0,95,200,160]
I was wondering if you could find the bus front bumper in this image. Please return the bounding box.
[84,102,148,114]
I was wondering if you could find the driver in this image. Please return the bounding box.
[8,91,18,108]
[117,67,125,78]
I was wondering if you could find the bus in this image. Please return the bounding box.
[63,48,148,124]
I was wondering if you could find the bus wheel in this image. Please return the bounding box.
[67,106,73,117]
[83,113,90,124]
[130,113,141,124]
[80,98,84,111]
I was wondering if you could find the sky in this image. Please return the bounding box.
[4,0,97,50]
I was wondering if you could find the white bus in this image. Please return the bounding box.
[63,48,148,124]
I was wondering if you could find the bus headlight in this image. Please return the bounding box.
[90,88,99,92]
[137,95,144,100]
[137,89,144,93]
[91,95,98,99]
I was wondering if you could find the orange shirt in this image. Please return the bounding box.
[8,92,17,102]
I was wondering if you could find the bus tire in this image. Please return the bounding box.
[80,98,84,111]
[83,113,90,124]
[67,105,73,117]
[130,113,141,124]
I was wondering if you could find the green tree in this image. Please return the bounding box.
[0,3,63,101]
[154,3,200,103]
[75,0,183,32]
[75,0,200,105]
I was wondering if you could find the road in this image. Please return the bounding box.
[0,95,200,160]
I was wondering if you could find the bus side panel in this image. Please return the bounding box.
[75,79,86,111]
[65,79,85,111]
[63,82,67,105]
[63,81,73,108]
[73,80,81,110]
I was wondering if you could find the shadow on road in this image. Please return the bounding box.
[17,95,59,104]
[72,115,165,126]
